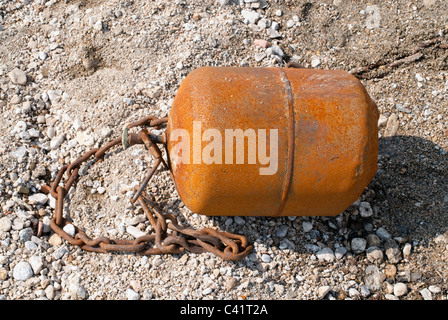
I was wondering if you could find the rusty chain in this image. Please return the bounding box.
[47,116,253,261]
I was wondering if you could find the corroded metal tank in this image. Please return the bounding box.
[166,66,379,217]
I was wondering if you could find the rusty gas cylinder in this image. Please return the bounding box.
[165,66,379,217]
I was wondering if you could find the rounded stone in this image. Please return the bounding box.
[13,261,34,281]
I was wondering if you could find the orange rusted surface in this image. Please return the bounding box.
[166,66,379,217]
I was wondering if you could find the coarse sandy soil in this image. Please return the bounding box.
[0,0,447,302]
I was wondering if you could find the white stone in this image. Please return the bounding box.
[28,193,49,205]
[50,135,65,149]
[13,261,34,281]
[126,288,140,300]
[0,217,12,232]
[76,131,95,147]
[28,255,44,274]
[8,68,27,85]
[311,57,322,68]
[63,224,76,237]
[316,247,335,262]
[241,10,260,25]
[127,226,146,238]
[393,282,408,297]
[420,288,432,300]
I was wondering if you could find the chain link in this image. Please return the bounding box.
[47,116,253,261]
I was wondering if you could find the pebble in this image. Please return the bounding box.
[384,113,399,137]
[351,238,367,254]
[316,247,335,262]
[402,242,412,258]
[302,221,313,232]
[359,202,373,218]
[126,288,140,300]
[8,68,27,85]
[127,226,146,238]
[420,288,432,300]
[254,39,270,48]
[234,216,245,225]
[241,10,260,25]
[0,217,12,232]
[13,261,34,281]
[63,224,76,237]
[261,254,271,263]
[384,264,397,279]
[366,234,381,247]
[311,57,322,68]
[76,131,95,147]
[393,282,408,297]
[385,239,402,264]
[317,286,331,299]
[276,225,288,238]
[428,285,441,294]
[48,234,62,246]
[28,255,44,274]
[366,246,384,264]
[376,227,391,240]
[28,193,49,205]
[335,246,347,259]
[50,135,65,150]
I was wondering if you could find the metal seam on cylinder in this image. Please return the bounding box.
[274,68,295,217]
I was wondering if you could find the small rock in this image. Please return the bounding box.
[376,227,391,240]
[261,254,271,263]
[366,246,384,264]
[316,247,335,262]
[402,243,412,258]
[48,233,62,246]
[335,246,347,259]
[393,282,408,297]
[0,217,12,232]
[384,264,397,279]
[241,9,260,24]
[69,276,87,300]
[13,261,34,281]
[126,288,140,300]
[63,224,76,237]
[254,39,270,48]
[53,247,68,260]
[317,286,331,299]
[385,239,402,264]
[420,288,432,300]
[428,285,441,294]
[359,285,370,298]
[19,228,33,242]
[10,94,22,104]
[351,238,367,254]
[234,216,245,225]
[28,193,49,205]
[359,202,373,218]
[28,255,44,274]
[384,113,399,137]
[415,73,425,82]
[50,135,65,150]
[378,114,388,127]
[311,57,321,68]
[276,225,288,238]
[76,131,95,147]
[302,221,313,232]
[8,68,27,85]
[127,226,146,238]
[366,234,381,247]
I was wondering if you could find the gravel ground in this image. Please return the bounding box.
[0,0,447,301]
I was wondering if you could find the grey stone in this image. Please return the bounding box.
[302,221,313,232]
[359,202,373,218]
[351,238,367,254]
[276,225,288,238]
[241,10,260,24]
[376,227,391,240]
[19,228,33,242]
